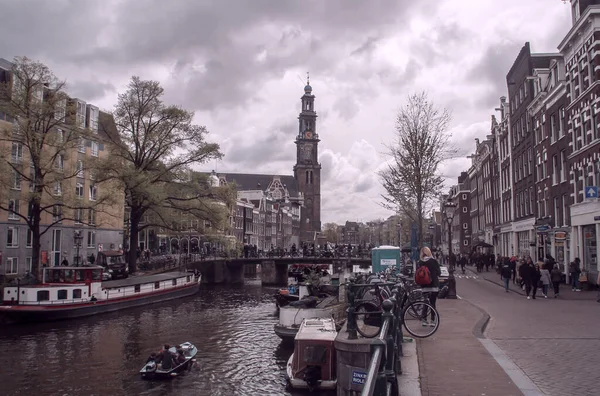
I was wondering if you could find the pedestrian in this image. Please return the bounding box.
[509,256,517,284]
[569,258,582,291]
[550,264,562,298]
[519,259,536,299]
[417,247,441,327]
[500,261,512,292]
[539,262,551,298]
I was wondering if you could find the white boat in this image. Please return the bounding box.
[286,317,338,391]
[0,266,201,323]
[274,294,345,341]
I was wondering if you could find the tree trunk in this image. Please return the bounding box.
[31,203,42,281]
[128,207,142,274]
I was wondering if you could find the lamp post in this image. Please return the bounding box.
[73,230,83,266]
[443,201,458,299]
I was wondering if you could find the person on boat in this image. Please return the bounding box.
[146,352,157,363]
[176,349,187,365]
[61,257,69,266]
[156,344,175,370]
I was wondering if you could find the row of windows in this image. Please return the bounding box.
[5,227,96,249]
[7,200,97,226]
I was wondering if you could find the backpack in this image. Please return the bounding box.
[415,265,431,285]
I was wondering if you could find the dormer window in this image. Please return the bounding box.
[87,105,98,132]
[76,100,86,128]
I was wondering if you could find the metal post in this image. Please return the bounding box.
[346,279,358,340]
[444,201,458,299]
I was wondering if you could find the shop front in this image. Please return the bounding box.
[570,201,600,285]
[552,230,570,273]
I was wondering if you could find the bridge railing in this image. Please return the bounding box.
[346,280,403,396]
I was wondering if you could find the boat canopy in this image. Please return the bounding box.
[42,266,104,284]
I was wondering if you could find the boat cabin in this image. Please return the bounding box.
[290,318,337,385]
[3,266,104,305]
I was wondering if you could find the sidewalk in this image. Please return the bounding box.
[475,267,599,301]
[416,299,522,396]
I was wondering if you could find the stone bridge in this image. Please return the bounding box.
[188,257,372,285]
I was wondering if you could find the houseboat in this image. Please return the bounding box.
[0,265,201,323]
[286,317,338,391]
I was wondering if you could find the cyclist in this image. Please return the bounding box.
[416,247,441,327]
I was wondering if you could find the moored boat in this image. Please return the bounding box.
[140,342,198,379]
[0,266,201,323]
[286,317,338,392]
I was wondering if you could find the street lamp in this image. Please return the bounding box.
[73,230,83,266]
[443,201,457,299]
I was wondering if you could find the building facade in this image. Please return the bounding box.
[0,58,124,277]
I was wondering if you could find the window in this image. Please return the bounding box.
[26,229,32,248]
[89,184,97,201]
[6,257,18,275]
[462,206,467,213]
[7,227,18,247]
[8,199,20,220]
[462,194,467,200]
[134,285,141,293]
[552,155,558,185]
[76,101,86,128]
[52,205,62,223]
[91,141,99,157]
[76,160,84,178]
[562,194,569,226]
[53,181,62,196]
[37,290,49,301]
[87,230,96,247]
[463,240,469,246]
[463,223,468,229]
[78,138,86,153]
[554,197,561,226]
[56,128,64,144]
[26,257,32,273]
[75,183,84,198]
[172,279,177,286]
[56,154,64,171]
[87,106,99,131]
[57,290,68,300]
[73,289,82,299]
[154,282,160,289]
[11,142,23,162]
[74,208,83,224]
[55,98,66,121]
[11,169,21,190]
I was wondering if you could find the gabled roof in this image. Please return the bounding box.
[217,172,299,198]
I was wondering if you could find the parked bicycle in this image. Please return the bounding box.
[352,275,439,339]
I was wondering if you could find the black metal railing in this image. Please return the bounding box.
[346,280,403,396]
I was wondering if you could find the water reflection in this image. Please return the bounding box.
[0,278,337,396]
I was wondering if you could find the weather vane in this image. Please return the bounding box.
[307,71,310,85]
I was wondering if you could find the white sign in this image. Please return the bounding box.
[380,259,397,267]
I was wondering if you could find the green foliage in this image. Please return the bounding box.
[94,76,228,270]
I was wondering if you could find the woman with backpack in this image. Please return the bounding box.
[416,247,442,327]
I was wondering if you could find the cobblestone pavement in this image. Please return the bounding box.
[416,299,521,396]
[457,270,600,396]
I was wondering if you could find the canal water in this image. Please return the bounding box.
[0,278,337,396]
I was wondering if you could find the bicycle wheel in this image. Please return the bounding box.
[354,302,382,338]
[402,301,439,338]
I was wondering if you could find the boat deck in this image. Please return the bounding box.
[103,272,190,288]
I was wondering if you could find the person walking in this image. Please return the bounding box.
[417,247,441,327]
[509,257,517,284]
[531,263,542,299]
[500,260,512,292]
[550,264,562,298]
[519,259,536,299]
[539,263,552,298]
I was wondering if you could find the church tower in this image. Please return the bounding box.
[293,74,322,241]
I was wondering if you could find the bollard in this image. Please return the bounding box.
[446,266,458,299]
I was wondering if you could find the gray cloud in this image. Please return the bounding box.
[225,121,297,167]
[67,80,116,102]
[468,41,523,107]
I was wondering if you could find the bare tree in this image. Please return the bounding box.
[0,57,114,278]
[96,77,233,272]
[379,92,455,246]
[322,222,340,243]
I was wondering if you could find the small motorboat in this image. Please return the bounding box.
[140,342,198,379]
[286,317,337,392]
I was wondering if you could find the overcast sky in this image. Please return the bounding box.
[0,0,573,224]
